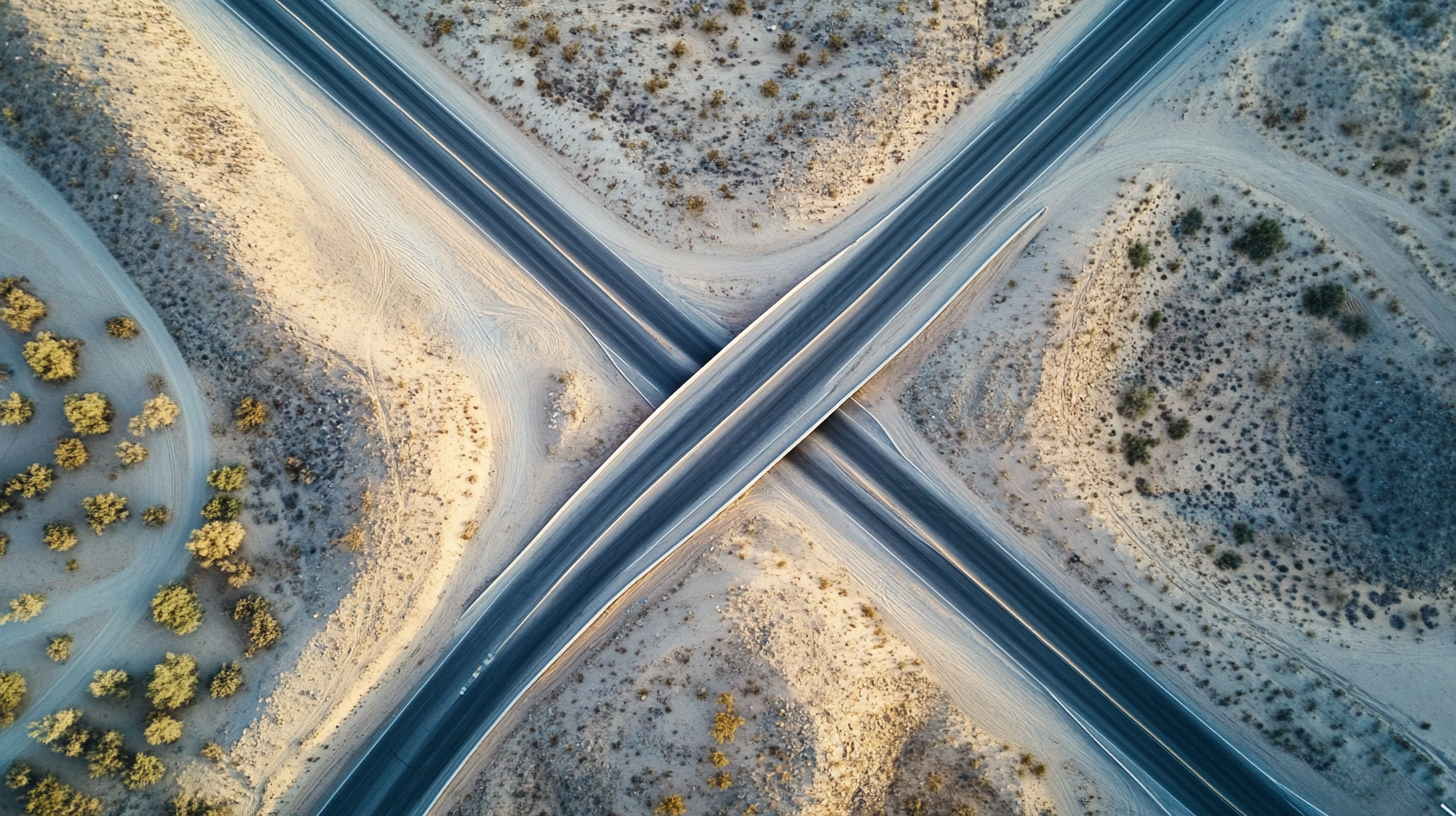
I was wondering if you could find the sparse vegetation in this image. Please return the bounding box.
[45,635,72,663]
[170,792,236,816]
[233,595,283,657]
[147,653,198,710]
[1338,313,1370,338]
[13,772,103,816]
[0,392,34,425]
[151,584,204,635]
[1146,310,1164,332]
[710,710,745,743]
[2,593,47,625]
[201,494,243,522]
[1117,385,1155,418]
[209,663,243,698]
[23,333,81,383]
[82,493,128,535]
[1232,217,1286,262]
[1127,241,1152,270]
[142,505,170,526]
[0,671,25,727]
[1167,416,1192,440]
[1175,207,1205,235]
[760,78,779,98]
[1214,550,1244,570]
[655,795,687,816]
[105,316,140,339]
[233,396,268,431]
[62,393,112,436]
[1302,282,1347,319]
[1121,433,1158,466]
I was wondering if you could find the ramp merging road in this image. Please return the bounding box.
[218,0,1323,814]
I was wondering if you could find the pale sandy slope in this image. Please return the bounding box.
[0,144,209,760]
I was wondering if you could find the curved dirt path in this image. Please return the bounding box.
[0,145,209,757]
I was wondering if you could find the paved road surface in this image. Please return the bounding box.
[247,1,1326,814]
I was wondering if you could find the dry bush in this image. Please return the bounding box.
[207,465,246,492]
[170,792,236,816]
[0,392,33,425]
[14,773,104,816]
[129,393,179,435]
[151,583,203,635]
[209,662,243,699]
[27,708,87,757]
[232,595,283,657]
[0,671,25,727]
[234,396,267,431]
[82,493,128,535]
[104,316,140,339]
[122,752,165,790]
[62,393,111,435]
[22,333,81,382]
[144,713,183,746]
[186,521,244,567]
[201,494,242,522]
[86,730,124,778]
[142,505,169,526]
[88,669,130,700]
[116,441,149,465]
[1,593,47,625]
[45,635,72,662]
[6,463,53,498]
[42,523,76,552]
[217,558,255,589]
[53,438,86,470]
[0,280,47,333]
[146,653,198,710]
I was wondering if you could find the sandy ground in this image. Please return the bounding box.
[373,0,1080,252]
[873,1,1456,812]
[0,0,645,811]
[441,508,1074,816]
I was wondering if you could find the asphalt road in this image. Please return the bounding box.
[240,0,1332,814]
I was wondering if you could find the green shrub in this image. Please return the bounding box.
[147,653,198,710]
[655,795,687,816]
[45,635,72,663]
[1175,207,1204,235]
[0,671,25,727]
[7,464,54,498]
[1117,385,1155,418]
[0,281,46,332]
[22,333,81,382]
[207,465,246,492]
[27,708,88,757]
[1167,417,1192,440]
[1214,550,1244,570]
[151,584,203,636]
[1121,434,1158,465]
[82,493,128,535]
[42,523,76,552]
[209,663,243,699]
[1339,313,1371,338]
[105,316,140,339]
[1146,311,1164,332]
[53,439,87,470]
[201,495,242,522]
[144,712,183,746]
[0,392,33,425]
[88,669,129,700]
[63,393,112,435]
[1302,282,1346,318]
[1232,521,1255,545]
[1127,241,1152,270]
[1232,217,1286,262]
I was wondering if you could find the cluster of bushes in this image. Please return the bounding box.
[1302,281,1370,338]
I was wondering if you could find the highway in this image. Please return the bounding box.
[223,0,1331,814]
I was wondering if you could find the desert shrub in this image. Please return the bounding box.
[147,654,198,710]
[217,558,255,589]
[670,39,688,57]
[1167,416,1192,440]
[2,593,47,624]
[1121,434,1158,466]
[129,394,179,435]
[1232,217,1286,262]
[104,316,140,339]
[207,465,246,492]
[710,710,745,743]
[1146,311,1164,332]
[3,761,28,789]
[1175,207,1205,235]
[116,441,148,465]
[760,78,779,98]
[209,663,243,699]
[53,439,87,470]
[1339,313,1371,338]
[28,709,88,757]
[686,196,707,213]
[1302,282,1347,318]
[144,713,183,746]
[22,333,81,382]
[201,495,242,523]
[171,793,236,816]
[0,671,25,727]
[1117,385,1155,418]
[0,534,6,558]
[1127,241,1152,270]
[0,392,33,425]
[19,773,103,816]
[561,41,581,61]
[62,393,111,435]
[1214,550,1244,570]
[142,505,170,526]
[42,524,76,552]
[7,463,54,498]
[655,795,687,816]
[709,750,727,767]
[151,584,204,635]
[776,31,797,51]
[200,741,225,766]
[700,16,726,34]
[644,75,669,94]
[82,493,128,535]
[88,670,129,700]
[1232,521,1255,545]
[87,730,125,777]
[0,282,46,332]
[234,396,267,431]
[980,62,1001,82]
[45,635,72,663]
[708,771,732,789]
[122,752,165,790]
[233,596,283,657]
[186,521,244,567]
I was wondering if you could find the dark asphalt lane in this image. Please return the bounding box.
[795,414,1324,816]
[281,0,1322,814]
